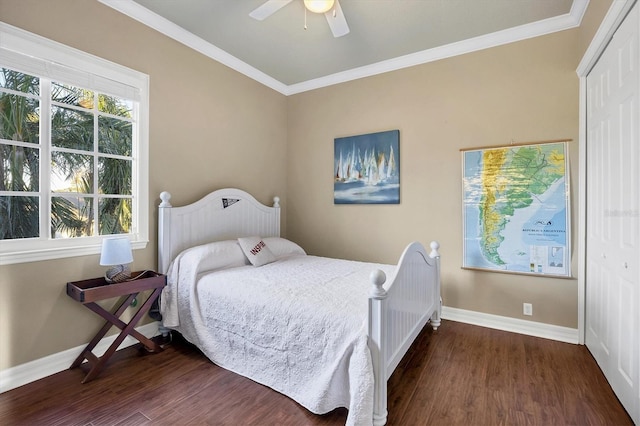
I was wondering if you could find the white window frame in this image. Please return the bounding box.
[0,22,149,265]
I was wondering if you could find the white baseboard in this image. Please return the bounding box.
[0,322,159,394]
[442,306,579,344]
[0,310,579,394]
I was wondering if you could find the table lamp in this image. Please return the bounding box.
[100,237,133,283]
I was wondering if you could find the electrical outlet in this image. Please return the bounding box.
[523,303,533,316]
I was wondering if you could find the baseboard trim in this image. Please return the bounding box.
[442,306,579,344]
[1,310,579,394]
[0,322,159,394]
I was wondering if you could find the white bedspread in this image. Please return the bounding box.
[161,249,396,426]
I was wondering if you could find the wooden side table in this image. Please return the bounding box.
[66,270,167,383]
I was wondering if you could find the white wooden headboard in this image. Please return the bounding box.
[157,188,281,273]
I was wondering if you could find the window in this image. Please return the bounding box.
[0,23,149,265]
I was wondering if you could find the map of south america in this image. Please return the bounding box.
[464,142,569,276]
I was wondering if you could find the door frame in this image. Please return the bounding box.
[576,0,637,345]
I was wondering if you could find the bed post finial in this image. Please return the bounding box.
[429,241,440,258]
[273,196,280,208]
[369,268,388,425]
[159,191,172,208]
[369,269,387,299]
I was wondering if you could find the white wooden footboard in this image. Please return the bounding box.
[368,241,441,426]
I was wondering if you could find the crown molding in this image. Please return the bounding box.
[97,0,289,94]
[287,0,589,94]
[99,0,589,96]
[576,0,634,76]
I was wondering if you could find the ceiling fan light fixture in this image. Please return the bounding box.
[303,0,335,14]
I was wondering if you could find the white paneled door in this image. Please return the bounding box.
[585,3,639,424]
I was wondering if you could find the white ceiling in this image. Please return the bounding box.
[99,0,587,95]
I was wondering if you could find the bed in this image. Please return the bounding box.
[157,188,441,426]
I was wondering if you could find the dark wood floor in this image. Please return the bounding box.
[0,320,633,426]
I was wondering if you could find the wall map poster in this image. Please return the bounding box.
[462,141,570,277]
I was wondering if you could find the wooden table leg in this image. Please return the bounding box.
[69,294,136,370]
[70,289,163,383]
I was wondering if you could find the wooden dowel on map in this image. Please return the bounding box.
[460,138,573,152]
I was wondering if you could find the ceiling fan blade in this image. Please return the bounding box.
[324,0,349,37]
[249,0,293,21]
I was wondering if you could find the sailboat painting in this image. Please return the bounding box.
[334,129,400,204]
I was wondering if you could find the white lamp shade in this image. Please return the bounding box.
[100,237,133,266]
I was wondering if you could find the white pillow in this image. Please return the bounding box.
[178,239,249,273]
[238,236,277,267]
[263,237,306,259]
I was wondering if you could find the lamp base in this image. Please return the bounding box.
[105,264,131,284]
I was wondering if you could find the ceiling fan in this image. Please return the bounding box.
[249,0,350,38]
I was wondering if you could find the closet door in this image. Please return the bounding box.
[585,3,639,424]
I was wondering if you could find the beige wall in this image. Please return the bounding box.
[0,0,287,370]
[0,0,612,371]
[579,0,615,54]
[287,30,582,328]
[286,0,613,329]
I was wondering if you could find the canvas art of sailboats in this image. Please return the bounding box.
[334,130,400,204]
